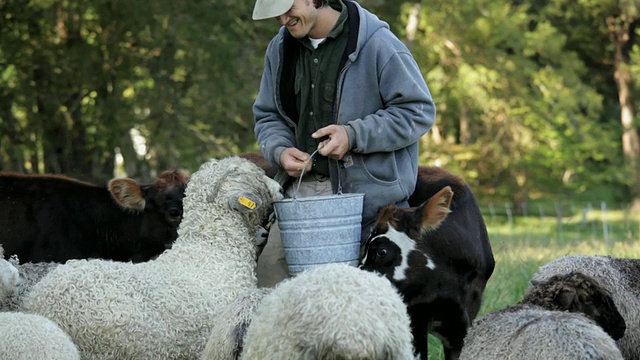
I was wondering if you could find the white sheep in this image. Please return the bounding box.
[240,263,416,360]
[201,287,272,360]
[19,156,283,359]
[459,272,625,359]
[0,311,81,360]
[531,254,640,359]
[0,255,58,311]
[0,247,20,302]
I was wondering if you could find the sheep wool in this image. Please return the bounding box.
[241,263,416,360]
[20,156,283,360]
[532,255,640,359]
[0,248,19,302]
[0,256,58,311]
[201,287,272,360]
[459,305,623,360]
[0,311,81,360]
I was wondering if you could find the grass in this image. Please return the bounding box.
[426,204,640,359]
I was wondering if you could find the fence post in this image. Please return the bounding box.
[601,201,609,245]
[555,202,563,243]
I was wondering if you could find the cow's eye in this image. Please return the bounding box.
[376,248,387,258]
[168,208,182,219]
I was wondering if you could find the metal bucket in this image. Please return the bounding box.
[274,193,364,275]
[273,149,364,275]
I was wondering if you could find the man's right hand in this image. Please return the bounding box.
[280,148,312,177]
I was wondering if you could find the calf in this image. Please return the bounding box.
[0,169,188,263]
[359,166,495,360]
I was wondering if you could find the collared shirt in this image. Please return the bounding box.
[294,0,349,177]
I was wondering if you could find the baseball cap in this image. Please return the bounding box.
[252,0,295,20]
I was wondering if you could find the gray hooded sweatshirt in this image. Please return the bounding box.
[254,0,436,233]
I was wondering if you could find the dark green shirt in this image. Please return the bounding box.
[295,0,349,177]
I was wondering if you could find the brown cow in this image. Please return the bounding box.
[359,166,495,360]
[0,169,188,263]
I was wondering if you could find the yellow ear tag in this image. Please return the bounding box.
[239,196,257,209]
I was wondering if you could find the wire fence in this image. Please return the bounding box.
[480,201,639,245]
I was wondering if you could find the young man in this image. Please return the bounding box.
[252,0,436,286]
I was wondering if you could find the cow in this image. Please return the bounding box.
[0,169,189,263]
[239,151,279,179]
[359,166,495,360]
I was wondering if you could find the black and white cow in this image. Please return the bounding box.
[0,169,188,263]
[359,166,495,360]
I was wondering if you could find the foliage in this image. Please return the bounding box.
[0,0,639,203]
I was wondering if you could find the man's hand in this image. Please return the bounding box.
[280,148,312,177]
[312,125,350,160]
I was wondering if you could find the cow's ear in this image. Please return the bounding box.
[229,193,263,212]
[418,186,453,232]
[108,178,146,212]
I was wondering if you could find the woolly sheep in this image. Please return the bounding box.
[201,287,273,360]
[0,311,81,360]
[0,255,58,311]
[241,263,416,360]
[19,156,283,359]
[531,254,640,359]
[459,272,625,359]
[0,246,19,301]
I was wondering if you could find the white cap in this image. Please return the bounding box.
[252,0,295,20]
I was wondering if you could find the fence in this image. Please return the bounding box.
[480,201,639,245]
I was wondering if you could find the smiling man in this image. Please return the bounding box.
[252,0,436,287]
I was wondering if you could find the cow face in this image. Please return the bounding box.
[140,169,189,245]
[109,169,189,262]
[359,186,454,282]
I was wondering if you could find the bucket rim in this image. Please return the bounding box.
[274,193,365,204]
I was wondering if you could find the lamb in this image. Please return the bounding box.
[0,311,81,360]
[531,254,640,359]
[239,263,416,360]
[459,272,626,359]
[201,288,273,360]
[18,156,283,359]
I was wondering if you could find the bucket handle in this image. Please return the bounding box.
[292,148,343,199]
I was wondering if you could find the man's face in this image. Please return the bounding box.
[275,0,318,39]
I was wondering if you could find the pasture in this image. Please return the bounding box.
[427,201,640,359]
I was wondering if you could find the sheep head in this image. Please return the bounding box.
[524,271,626,340]
[186,156,283,234]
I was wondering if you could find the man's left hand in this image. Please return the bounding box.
[312,125,350,160]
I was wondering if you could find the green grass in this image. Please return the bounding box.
[426,205,640,359]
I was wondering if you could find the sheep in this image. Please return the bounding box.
[459,272,625,359]
[531,254,640,359]
[0,246,19,301]
[18,156,283,360]
[240,263,416,360]
[201,287,273,360]
[0,311,81,360]
[0,255,58,311]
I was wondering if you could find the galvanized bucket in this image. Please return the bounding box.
[273,151,363,276]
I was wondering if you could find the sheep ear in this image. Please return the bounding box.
[229,193,263,212]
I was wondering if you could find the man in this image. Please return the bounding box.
[252,0,435,286]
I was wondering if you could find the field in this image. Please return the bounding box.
[427,201,640,359]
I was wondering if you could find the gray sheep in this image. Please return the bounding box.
[531,254,640,359]
[459,272,625,359]
[241,263,416,360]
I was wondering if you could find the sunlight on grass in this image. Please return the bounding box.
[426,207,640,359]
